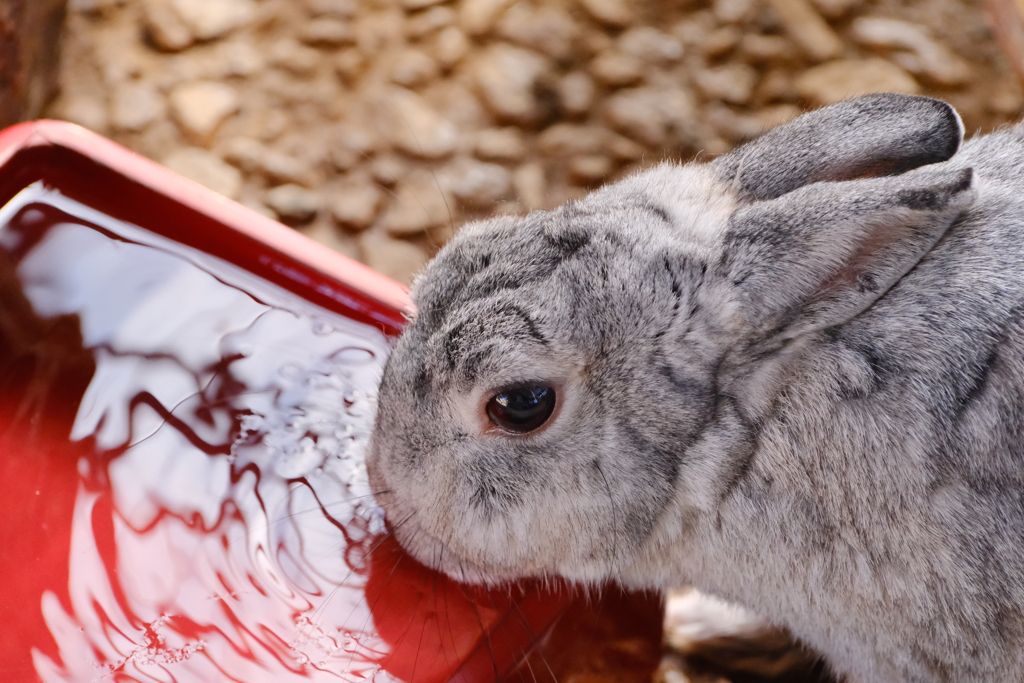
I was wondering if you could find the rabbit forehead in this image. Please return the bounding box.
[413,164,732,324]
[581,162,737,263]
[427,295,563,388]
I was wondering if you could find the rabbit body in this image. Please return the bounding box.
[367,95,1024,682]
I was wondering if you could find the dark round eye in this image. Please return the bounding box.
[486,385,556,434]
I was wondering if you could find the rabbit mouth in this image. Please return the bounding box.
[366,452,512,584]
[377,501,526,585]
[398,526,516,585]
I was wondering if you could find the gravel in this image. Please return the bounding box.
[48,0,1022,304]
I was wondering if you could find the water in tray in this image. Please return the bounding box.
[0,183,524,683]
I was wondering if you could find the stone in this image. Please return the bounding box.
[379,169,455,235]
[474,127,527,162]
[474,43,550,123]
[359,230,429,288]
[155,39,262,82]
[93,36,148,85]
[171,0,256,41]
[258,110,289,141]
[334,49,366,82]
[370,155,406,187]
[162,147,243,199]
[0,0,66,127]
[221,136,267,172]
[497,3,579,61]
[766,0,842,62]
[755,69,797,102]
[701,27,741,58]
[58,95,109,133]
[513,162,547,210]
[606,96,663,147]
[223,137,315,185]
[740,34,798,63]
[265,184,322,225]
[261,149,315,186]
[169,81,239,141]
[215,39,265,77]
[402,0,447,9]
[694,64,758,104]
[795,58,921,106]
[68,0,120,12]
[300,18,355,46]
[672,14,716,50]
[375,86,459,159]
[568,154,613,185]
[329,147,359,172]
[604,132,645,160]
[576,0,634,27]
[336,124,379,160]
[990,80,1024,116]
[704,102,769,140]
[390,49,439,88]
[142,0,193,51]
[305,0,357,17]
[850,17,971,86]
[110,82,166,132]
[617,27,683,64]
[277,130,332,168]
[713,0,755,24]
[589,50,644,87]
[557,71,596,117]
[444,158,512,208]
[270,38,322,76]
[537,123,607,157]
[459,0,516,36]
[603,86,697,146]
[491,200,522,216]
[432,26,470,69]
[354,9,405,54]
[432,80,489,128]
[582,30,614,55]
[330,183,385,231]
[810,0,857,19]
[754,103,802,128]
[406,6,455,38]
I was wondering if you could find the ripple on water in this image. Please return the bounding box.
[0,184,555,683]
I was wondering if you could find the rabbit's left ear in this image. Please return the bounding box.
[712,94,964,203]
[723,166,974,340]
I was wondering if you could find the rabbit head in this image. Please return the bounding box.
[366,94,976,585]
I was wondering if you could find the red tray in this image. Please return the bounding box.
[0,121,662,683]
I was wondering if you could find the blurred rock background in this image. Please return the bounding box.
[5,0,1024,681]
[41,0,1024,291]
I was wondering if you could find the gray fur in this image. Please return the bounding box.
[366,93,1024,682]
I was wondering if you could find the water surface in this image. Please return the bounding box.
[0,184,537,683]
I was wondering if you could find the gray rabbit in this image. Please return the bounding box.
[366,94,1024,682]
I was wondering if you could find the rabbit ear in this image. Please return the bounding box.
[723,166,974,340]
[712,94,964,203]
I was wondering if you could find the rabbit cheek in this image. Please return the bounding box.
[364,440,411,533]
[365,442,404,521]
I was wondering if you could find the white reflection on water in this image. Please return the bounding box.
[4,185,402,683]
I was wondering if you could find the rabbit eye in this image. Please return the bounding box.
[486,385,556,434]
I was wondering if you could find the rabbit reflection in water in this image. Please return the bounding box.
[367,94,1024,682]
